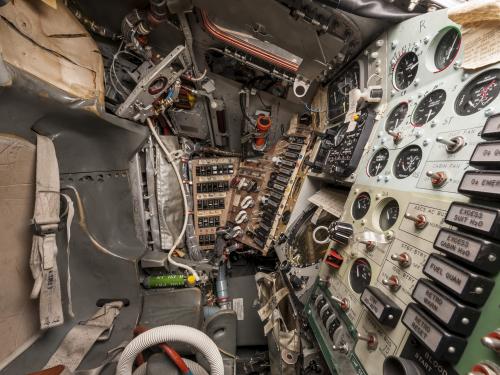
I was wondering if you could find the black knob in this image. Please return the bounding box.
[383,356,424,375]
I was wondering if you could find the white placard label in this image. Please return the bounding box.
[424,256,469,294]
[446,204,496,232]
[483,116,500,136]
[413,283,455,324]
[403,306,442,352]
[435,230,481,262]
[361,289,384,319]
[232,298,244,320]
[471,142,500,163]
[460,172,500,196]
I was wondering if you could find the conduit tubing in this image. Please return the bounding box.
[115,325,223,375]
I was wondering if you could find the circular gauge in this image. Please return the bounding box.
[455,69,500,116]
[349,258,372,294]
[412,89,446,126]
[368,148,389,177]
[352,192,371,220]
[434,27,461,71]
[394,145,423,179]
[394,52,419,90]
[333,124,348,147]
[379,199,400,231]
[385,102,409,132]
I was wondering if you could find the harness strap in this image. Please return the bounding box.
[44,302,124,372]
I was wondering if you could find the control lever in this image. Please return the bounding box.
[382,275,401,292]
[387,130,402,144]
[436,136,465,153]
[481,329,500,353]
[426,170,448,187]
[405,212,428,229]
[359,239,375,252]
[391,252,412,268]
[357,332,378,351]
[331,342,349,354]
[330,294,350,312]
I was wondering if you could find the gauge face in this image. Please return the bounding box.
[434,28,461,71]
[328,63,360,123]
[394,145,422,179]
[455,69,500,116]
[379,199,399,231]
[385,102,409,132]
[349,258,372,294]
[352,192,371,220]
[333,124,348,147]
[412,89,446,126]
[368,148,389,177]
[394,52,419,90]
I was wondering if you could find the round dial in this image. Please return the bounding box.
[352,192,371,220]
[328,63,360,123]
[367,148,389,177]
[394,52,419,90]
[385,102,409,132]
[412,89,446,126]
[333,124,348,147]
[379,199,399,231]
[394,145,423,179]
[349,258,372,294]
[455,69,500,116]
[435,27,461,71]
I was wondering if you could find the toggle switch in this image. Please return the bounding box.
[382,275,401,292]
[405,212,428,229]
[332,342,349,354]
[387,130,402,144]
[436,136,465,153]
[481,329,500,353]
[426,170,448,187]
[359,239,375,252]
[357,332,378,351]
[330,294,351,312]
[391,252,412,268]
[469,361,500,375]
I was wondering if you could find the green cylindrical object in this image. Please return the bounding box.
[143,274,186,289]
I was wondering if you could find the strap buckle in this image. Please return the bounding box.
[33,220,58,236]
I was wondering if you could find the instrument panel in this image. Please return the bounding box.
[306,8,500,375]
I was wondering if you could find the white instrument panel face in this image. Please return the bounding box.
[328,186,466,374]
[356,9,500,196]
[315,8,500,375]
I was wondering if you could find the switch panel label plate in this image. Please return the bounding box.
[446,203,496,232]
[423,255,468,294]
[459,171,500,196]
[403,306,442,352]
[471,141,500,164]
[434,229,481,263]
[413,281,455,324]
[361,288,384,319]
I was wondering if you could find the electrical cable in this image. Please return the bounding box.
[147,118,200,281]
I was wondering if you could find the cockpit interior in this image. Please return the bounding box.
[0,0,499,374]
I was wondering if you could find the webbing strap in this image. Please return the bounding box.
[30,134,64,329]
[44,302,123,372]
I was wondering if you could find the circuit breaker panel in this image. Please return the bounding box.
[306,9,500,375]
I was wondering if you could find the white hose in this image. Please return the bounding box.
[147,118,200,281]
[115,325,224,375]
[131,358,208,375]
[184,358,209,375]
[312,225,330,245]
